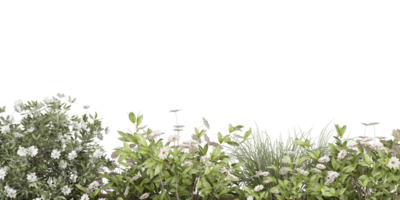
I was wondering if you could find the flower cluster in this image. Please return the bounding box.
[0,93,111,200]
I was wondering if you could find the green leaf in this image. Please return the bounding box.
[202,179,212,188]
[244,128,251,140]
[219,158,232,164]
[123,142,131,153]
[74,184,87,193]
[179,153,187,165]
[364,153,372,166]
[154,162,163,175]
[136,114,144,126]
[218,132,223,144]
[203,143,208,155]
[129,112,136,123]
[283,156,292,165]
[331,157,339,171]
[143,160,157,169]
[204,167,211,175]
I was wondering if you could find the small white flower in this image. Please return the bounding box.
[260,171,270,176]
[200,155,210,162]
[263,180,271,184]
[13,132,24,138]
[68,150,78,160]
[247,196,254,200]
[0,167,8,180]
[60,160,68,169]
[158,147,169,160]
[17,146,28,157]
[318,155,330,163]
[93,149,103,158]
[168,134,180,142]
[270,190,280,194]
[312,168,322,173]
[27,172,37,182]
[88,181,99,189]
[220,167,233,174]
[327,171,340,179]
[1,125,10,134]
[51,149,61,159]
[181,161,193,167]
[226,173,239,181]
[337,150,347,160]
[254,184,264,191]
[47,177,54,186]
[300,170,309,175]
[139,193,150,199]
[80,194,89,200]
[279,167,289,175]
[124,185,129,197]
[27,146,38,157]
[61,185,71,195]
[316,164,326,169]
[130,174,140,181]
[388,157,400,169]
[70,173,78,183]
[204,161,212,167]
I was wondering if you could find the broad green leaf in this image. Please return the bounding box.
[218,132,223,144]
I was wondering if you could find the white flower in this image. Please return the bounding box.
[61,185,72,195]
[300,170,309,175]
[227,173,239,181]
[124,186,130,197]
[130,172,142,181]
[27,172,37,182]
[337,150,347,160]
[263,180,271,184]
[270,190,280,194]
[88,181,99,189]
[220,167,233,174]
[158,147,169,160]
[324,177,334,185]
[347,141,358,149]
[318,155,330,163]
[260,171,270,176]
[17,146,28,157]
[5,185,17,198]
[371,142,383,151]
[254,184,264,191]
[327,171,340,179]
[68,150,78,160]
[51,149,61,159]
[80,194,90,200]
[47,177,54,186]
[204,161,212,167]
[388,157,400,169]
[316,164,326,169]
[1,125,10,134]
[247,196,254,200]
[391,184,399,193]
[139,193,150,199]
[0,167,7,180]
[27,146,38,157]
[70,173,78,183]
[168,134,180,142]
[181,161,193,167]
[279,167,289,175]
[93,149,103,158]
[27,126,35,132]
[189,140,198,146]
[14,99,24,113]
[60,160,67,169]
[13,132,24,138]
[200,155,210,162]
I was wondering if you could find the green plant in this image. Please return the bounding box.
[98,109,251,200]
[0,94,114,200]
[223,118,400,199]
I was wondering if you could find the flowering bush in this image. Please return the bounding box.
[0,94,114,200]
[220,120,400,199]
[97,109,251,199]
